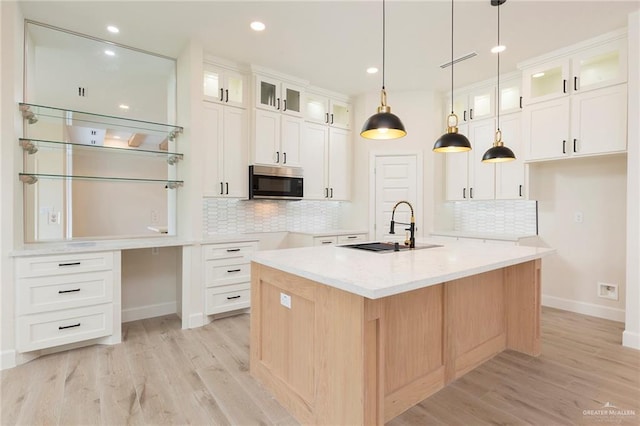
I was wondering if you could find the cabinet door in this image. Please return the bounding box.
[281,115,303,166]
[468,86,495,121]
[224,69,246,108]
[204,65,224,103]
[255,75,280,110]
[281,82,304,117]
[522,58,570,105]
[329,100,351,130]
[523,98,570,161]
[444,151,469,201]
[301,122,328,200]
[571,84,627,157]
[572,38,627,93]
[305,93,329,124]
[202,102,224,196]
[222,107,248,198]
[328,128,351,200]
[495,113,525,199]
[254,109,280,165]
[447,93,470,123]
[499,77,522,115]
[469,119,496,200]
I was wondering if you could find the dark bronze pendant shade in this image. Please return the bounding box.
[361,89,406,140]
[361,0,406,140]
[434,0,470,153]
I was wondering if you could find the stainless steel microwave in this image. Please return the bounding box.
[249,165,304,200]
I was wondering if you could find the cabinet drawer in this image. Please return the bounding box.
[203,242,258,261]
[313,236,338,246]
[16,251,114,278]
[17,304,113,352]
[337,234,367,244]
[206,285,250,315]
[204,261,250,287]
[17,271,114,315]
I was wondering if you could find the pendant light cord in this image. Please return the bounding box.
[496,2,501,131]
[382,0,386,91]
[450,0,454,115]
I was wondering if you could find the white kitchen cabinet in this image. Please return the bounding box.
[288,232,368,248]
[305,90,352,130]
[254,74,304,117]
[495,113,526,199]
[253,109,302,167]
[444,120,495,201]
[202,240,258,316]
[203,101,248,197]
[15,251,118,352]
[448,85,495,123]
[301,123,351,200]
[523,83,626,162]
[499,76,523,116]
[521,32,626,106]
[203,63,246,108]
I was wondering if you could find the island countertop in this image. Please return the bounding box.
[251,239,555,299]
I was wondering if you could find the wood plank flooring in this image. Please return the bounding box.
[2,307,638,425]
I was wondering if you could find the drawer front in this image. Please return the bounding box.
[205,261,251,287]
[17,271,114,315]
[337,234,368,244]
[203,242,258,261]
[206,286,250,315]
[16,251,114,278]
[313,236,338,246]
[17,304,113,352]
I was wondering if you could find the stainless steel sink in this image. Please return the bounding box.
[340,242,442,253]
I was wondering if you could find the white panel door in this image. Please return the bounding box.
[253,109,280,165]
[374,155,417,241]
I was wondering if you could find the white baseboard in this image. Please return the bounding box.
[1,350,16,371]
[188,312,204,329]
[122,301,177,323]
[623,330,640,349]
[542,294,625,322]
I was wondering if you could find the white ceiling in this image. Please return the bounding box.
[17,1,639,97]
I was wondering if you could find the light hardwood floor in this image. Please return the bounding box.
[2,307,639,425]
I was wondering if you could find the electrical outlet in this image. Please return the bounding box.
[574,211,584,223]
[48,211,60,224]
[151,247,159,255]
[150,210,159,224]
[597,282,618,300]
[280,292,292,309]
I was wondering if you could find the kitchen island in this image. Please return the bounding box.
[250,240,554,425]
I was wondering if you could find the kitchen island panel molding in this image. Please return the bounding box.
[250,256,546,425]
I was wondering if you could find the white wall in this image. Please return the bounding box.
[346,90,442,235]
[530,155,627,321]
[0,1,23,369]
[624,10,639,349]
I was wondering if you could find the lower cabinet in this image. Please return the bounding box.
[15,251,117,352]
[288,232,368,248]
[202,240,258,315]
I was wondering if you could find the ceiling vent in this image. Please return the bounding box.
[439,52,478,69]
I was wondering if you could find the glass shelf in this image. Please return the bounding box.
[19,138,183,164]
[19,103,183,137]
[19,173,183,188]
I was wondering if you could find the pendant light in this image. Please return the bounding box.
[433,0,471,153]
[360,0,406,140]
[482,0,516,163]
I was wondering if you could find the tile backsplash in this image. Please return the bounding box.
[452,200,538,236]
[203,198,341,236]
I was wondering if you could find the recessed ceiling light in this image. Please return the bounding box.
[107,25,119,34]
[104,49,115,56]
[491,45,506,53]
[119,104,129,110]
[250,21,266,31]
[532,72,545,78]
[366,67,379,74]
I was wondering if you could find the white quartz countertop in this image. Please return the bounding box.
[288,229,369,237]
[251,239,555,299]
[11,237,194,257]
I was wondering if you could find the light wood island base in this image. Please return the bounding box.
[250,259,541,425]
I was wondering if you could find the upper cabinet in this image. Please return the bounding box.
[520,30,628,162]
[305,89,352,130]
[254,74,304,117]
[203,62,246,108]
[521,33,627,106]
